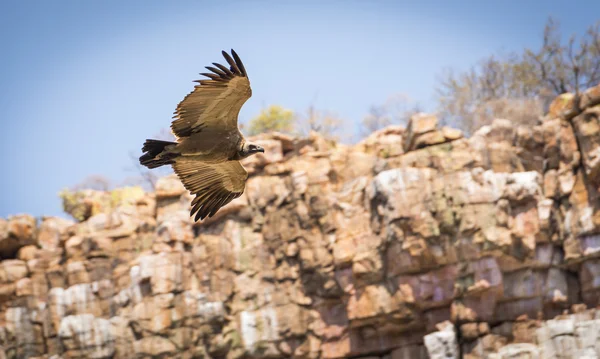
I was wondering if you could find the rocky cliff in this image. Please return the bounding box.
[1,85,599,359]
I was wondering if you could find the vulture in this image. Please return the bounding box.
[139,49,264,222]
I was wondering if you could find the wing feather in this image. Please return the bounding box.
[231,49,247,77]
[171,49,251,139]
[173,159,248,221]
[221,50,242,75]
[199,72,226,81]
[212,62,234,76]
[205,66,228,78]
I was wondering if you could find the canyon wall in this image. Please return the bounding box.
[0,85,599,358]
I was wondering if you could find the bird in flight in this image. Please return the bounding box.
[139,49,264,222]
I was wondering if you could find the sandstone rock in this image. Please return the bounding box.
[135,253,184,295]
[461,323,481,340]
[385,139,482,174]
[156,210,194,245]
[110,316,135,358]
[133,336,176,357]
[395,265,457,310]
[268,131,296,152]
[58,314,114,358]
[497,343,540,358]
[548,92,577,120]
[404,113,446,151]
[346,284,415,328]
[0,215,37,260]
[489,119,516,143]
[16,245,38,262]
[155,173,186,198]
[330,149,376,183]
[442,126,463,141]
[503,171,542,203]
[469,120,538,174]
[37,216,73,251]
[3,88,600,359]
[155,191,194,222]
[238,307,281,354]
[246,175,291,209]
[61,187,145,222]
[579,260,600,307]
[48,284,104,335]
[515,125,545,172]
[356,125,405,158]
[564,170,600,240]
[15,278,33,297]
[4,307,45,357]
[110,186,147,207]
[424,321,459,359]
[390,345,428,359]
[572,106,600,186]
[543,169,558,198]
[368,167,436,220]
[535,317,584,359]
[0,260,28,283]
[7,215,37,244]
[579,84,600,109]
[88,206,145,238]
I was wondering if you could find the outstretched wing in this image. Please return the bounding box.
[173,159,248,221]
[171,49,251,139]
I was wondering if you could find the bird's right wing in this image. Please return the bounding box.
[172,159,248,221]
[170,49,252,139]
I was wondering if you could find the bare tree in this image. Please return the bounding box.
[436,57,545,133]
[360,93,422,136]
[295,104,345,140]
[525,18,600,97]
[71,174,112,191]
[436,17,600,135]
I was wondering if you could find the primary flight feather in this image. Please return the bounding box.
[139,49,264,222]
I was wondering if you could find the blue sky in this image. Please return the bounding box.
[1,0,599,219]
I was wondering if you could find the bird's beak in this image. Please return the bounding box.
[257,146,265,153]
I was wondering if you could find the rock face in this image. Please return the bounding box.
[1,85,600,359]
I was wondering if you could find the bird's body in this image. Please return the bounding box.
[139,49,263,222]
[165,128,244,161]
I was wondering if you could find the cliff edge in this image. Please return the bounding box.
[1,85,600,358]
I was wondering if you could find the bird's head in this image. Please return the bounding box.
[239,142,265,158]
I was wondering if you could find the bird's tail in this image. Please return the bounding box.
[139,139,178,169]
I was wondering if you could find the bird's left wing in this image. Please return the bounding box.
[172,159,248,221]
[170,49,251,139]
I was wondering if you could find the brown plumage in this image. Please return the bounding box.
[139,49,264,222]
